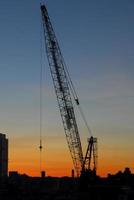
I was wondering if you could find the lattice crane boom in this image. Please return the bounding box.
[41,4,83,176]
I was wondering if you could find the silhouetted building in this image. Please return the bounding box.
[41,171,45,178]
[9,171,19,178]
[71,169,74,178]
[0,133,8,177]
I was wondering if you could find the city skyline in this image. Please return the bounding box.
[0,0,134,177]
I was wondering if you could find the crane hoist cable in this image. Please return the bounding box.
[39,11,43,174]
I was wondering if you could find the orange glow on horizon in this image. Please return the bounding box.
[8,135,134,177]
[9,160,134,178]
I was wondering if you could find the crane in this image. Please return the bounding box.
[40,4,97,177]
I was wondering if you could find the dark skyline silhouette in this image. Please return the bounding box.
[0,167,134,200]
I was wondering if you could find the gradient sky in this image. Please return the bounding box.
[0,0,134,177]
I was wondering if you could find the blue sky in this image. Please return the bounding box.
[0,0,134,176]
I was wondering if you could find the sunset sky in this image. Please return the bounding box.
[0,0,134,177]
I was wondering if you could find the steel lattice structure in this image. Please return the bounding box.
[82,137,97,172]
[41,5,83,176]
